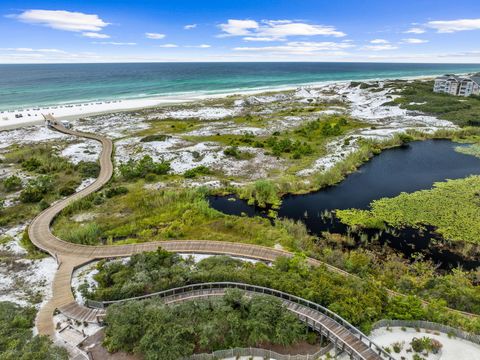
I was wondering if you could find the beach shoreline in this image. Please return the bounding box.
[0,73,440,131]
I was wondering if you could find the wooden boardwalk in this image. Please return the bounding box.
[28,116,475,356]
[85,282,393,359]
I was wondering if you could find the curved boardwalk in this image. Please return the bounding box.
[28,117,476,352]
[86,282,392,360]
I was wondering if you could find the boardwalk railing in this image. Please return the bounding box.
[86,282,394,360]
[372,319,480,345]
[185,345,333,360]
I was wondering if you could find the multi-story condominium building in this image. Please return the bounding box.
[433,74,461,95]
[434,74,480,96]
[458,75,480,97]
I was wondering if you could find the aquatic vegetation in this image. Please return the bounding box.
[337,176,480,244]
[455,143,480,158]
[237,179,281,208]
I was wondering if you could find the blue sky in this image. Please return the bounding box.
[1,0,480,63]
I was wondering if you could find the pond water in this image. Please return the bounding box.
[209,140,480,268]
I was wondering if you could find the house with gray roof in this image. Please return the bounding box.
[433,73,480,97]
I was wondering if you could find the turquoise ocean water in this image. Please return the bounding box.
[1,62,480,111]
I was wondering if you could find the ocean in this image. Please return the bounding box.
[1,62,480,111]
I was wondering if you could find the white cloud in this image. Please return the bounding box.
[234,41,354,55]
[185,44,211,48]
[218,19,259,36]
[12,9,109,32]
[157,43,179,48]
[243,37,279,42]
[184,24,197,30]
[402,38,429,44]
[82,32,110,39]
[363,44,398,51]
[0,47,66,53]
[257,20,346,39]
[404,27,426,34]
[427,18,480,33]
[145,32,166,39]
[370,39,389,44]
[92,42,136,46]
[218,19,345,40]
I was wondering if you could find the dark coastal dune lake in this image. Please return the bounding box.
[209,140,480,268]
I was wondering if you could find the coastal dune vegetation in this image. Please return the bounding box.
[104,289,311,360]
[82,251,480,339]
[0,301,68,359]
[388,80,480,126]
[0,142,99,227]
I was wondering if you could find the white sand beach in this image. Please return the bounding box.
[0,75,439,132]
[0,97,186,131]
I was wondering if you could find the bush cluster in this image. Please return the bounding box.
[104,290,307,360]
[119,155,170,180]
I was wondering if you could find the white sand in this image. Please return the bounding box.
[0,224,57,308]
[0,97,186,131]
[369,326,480,360]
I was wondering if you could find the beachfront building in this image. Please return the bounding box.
[433,74,460,95]
[458,75,480,97]
[433,74,480,96]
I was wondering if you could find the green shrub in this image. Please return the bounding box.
[76,161,100,178]
[183,166,212,178]
[20,186,44,203]
[224,146,241,158]
[2,175,22,192]
[0,302,68,359]
[119,155,170,180]
[392,341,404,353]
[140,134,171,142]
[58,181,78,196]
[105,186,129,198]
[104,290,306,360]
[410,336,441,354]
[20,176,54,203]
[21,157,42,171]
[38,199,50,210]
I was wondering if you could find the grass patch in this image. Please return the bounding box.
[52,186,314,250]
[19,230,46,259]
[337,176,480,244]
